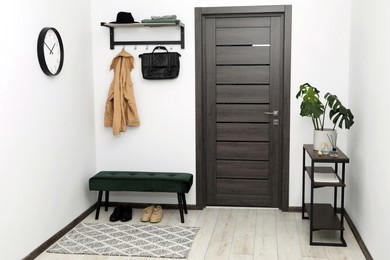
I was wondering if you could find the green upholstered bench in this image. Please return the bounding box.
[89,171,193,223]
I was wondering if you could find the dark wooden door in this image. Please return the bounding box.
[202,15,284,207]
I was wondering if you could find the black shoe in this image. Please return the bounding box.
[110,205,124,222]
[121,206,132,222]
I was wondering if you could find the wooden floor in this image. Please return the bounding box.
[36,207,366,260]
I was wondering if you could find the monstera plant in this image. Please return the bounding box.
[296,83,354,150]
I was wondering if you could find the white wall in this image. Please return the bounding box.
[0,1,96,259]
[288,0,352,205]
[91,0,352,206]
[0,0,365,259]
[348,1,390,259]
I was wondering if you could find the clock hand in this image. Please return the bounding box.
[50,43,56,53]
[44,42,53,54]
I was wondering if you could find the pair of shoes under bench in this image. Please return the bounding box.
[110,205,132,222]
[141,205,163,223]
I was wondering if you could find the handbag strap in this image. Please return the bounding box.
[152,46,168,53]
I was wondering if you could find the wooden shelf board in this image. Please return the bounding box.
[303,144,349,163]
[101,22,184,28]
[305,166,345,187]
[305,203,344,231]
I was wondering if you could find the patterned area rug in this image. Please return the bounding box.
[47,223,200,258]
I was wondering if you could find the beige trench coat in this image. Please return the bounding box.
[104,50,140,135]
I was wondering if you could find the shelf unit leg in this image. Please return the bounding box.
[309,160,315,245]
[340,162,346,245]
[302,147,306,219]
[334,163,338,212]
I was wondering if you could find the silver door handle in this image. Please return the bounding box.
[264,110,279,116]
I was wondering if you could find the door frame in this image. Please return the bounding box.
[195,5,292,211]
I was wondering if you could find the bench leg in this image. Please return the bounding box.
[181,193,188,214]
[177,193,185,223]
[95,191,103,220]
[105,191,109,211]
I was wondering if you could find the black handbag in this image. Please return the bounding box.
[138,46,181,79]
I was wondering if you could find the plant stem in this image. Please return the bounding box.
[321,102,328,131]
[312,118,318,130]
[313,118,321,130]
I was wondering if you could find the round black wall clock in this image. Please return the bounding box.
[37,27,64,76]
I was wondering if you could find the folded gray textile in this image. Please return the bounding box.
[151,15,177,20]
[141,18,179,23]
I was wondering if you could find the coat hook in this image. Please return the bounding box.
[146,45,149,50]
[170,44,173,50]
[122,46,125,51]
[134,45,137,50]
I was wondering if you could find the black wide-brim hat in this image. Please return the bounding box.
[111,12,138,24]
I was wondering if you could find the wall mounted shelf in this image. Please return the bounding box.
[101,22,185,49]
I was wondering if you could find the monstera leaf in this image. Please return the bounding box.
[296,83,324,130]
[325,93,355,129]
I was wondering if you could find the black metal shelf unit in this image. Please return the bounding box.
[100,22,185,50]
[302,144,349,247]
